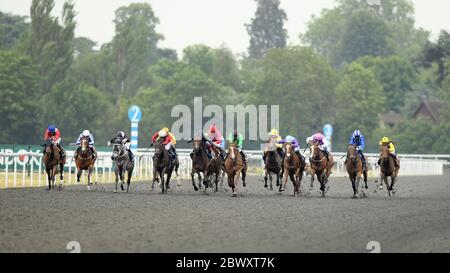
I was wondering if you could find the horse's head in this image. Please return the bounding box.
[153,138,165,158]
[80,136,89,153]
[112,138,124,159]
[43,139,54,155]
[347,144,357,161]
[380,144,390,159]
[285,142,293,159]
[228,143,237,160]
[193,139,202,151]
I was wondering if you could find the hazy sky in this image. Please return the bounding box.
[1,0,449,56]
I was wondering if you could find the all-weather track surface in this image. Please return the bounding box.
[1,172,450,253]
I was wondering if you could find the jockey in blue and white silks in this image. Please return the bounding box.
[349,130,366,167]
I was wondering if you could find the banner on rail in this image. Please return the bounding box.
[0,144,113,171]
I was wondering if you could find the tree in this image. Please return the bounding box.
[73,37,96,56]
[0,50,41,144]
[110,3,163,96]
[182,44,241,90]
[334,62,386,151]
[133,59,235,145]
[301,0,428,66]
[248,46,336,138]
[301,8,346,67]
[339,10,394,64]
[39,76,114,143]
[0,11,28,50]
[246,0,287,59]
[21,0,76,94]
[357,56,418,112]
[433,60,450,153]
[391,118,437,154]
[421,30,450,85]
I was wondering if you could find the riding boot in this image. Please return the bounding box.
[360,152,366,170]
[377,158,381,166]
[240,150,247,164]
[128,150,134,162]
[171,147,178,161]
[262,152,267,162]
[190,152,194,159]
[276,148,284,159]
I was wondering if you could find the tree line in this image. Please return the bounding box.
[0,0,449,153]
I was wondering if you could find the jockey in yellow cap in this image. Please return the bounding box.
[378,137,399,167]
[263,129,284,161]
[162,127,178,160]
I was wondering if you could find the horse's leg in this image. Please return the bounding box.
[198,171,203,189]
[382,175,390,197]
[46,169,52,190]
[87,167,92,191]
[191,170,198,191]
[350,174,357,197]
[120,166,125,191]
[59,162,64,189]
[214,172,219,193]
[269,172,274,191]
[363,169,368,189]
[114,167,119,193]
[234,169,242,194]
[76,167,82,183]
[389,175,397,192]
[309,169,315,189]
[242,166,247,188]
[264,170,268,188]
[166,169,173,194]
[160,168,166,194]
[290,172,297,196]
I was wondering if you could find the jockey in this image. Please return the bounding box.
[279,135,304,163]
[227,129,247,163]
[205,123,226,160]
[162,127,178,161]
[348,130,366,168]
[108,131,134,162]
[306,132,329,160]
[187,133,214,159]
[378,136,399,167]
[151,129,176,161]
[43,124,65,160]
[262,129,284,161]
[74,130,96,160]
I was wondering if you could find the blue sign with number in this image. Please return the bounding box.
[323,124,333,137]
[128,105,142,122]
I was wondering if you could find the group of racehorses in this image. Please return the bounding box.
[41,135,399,198]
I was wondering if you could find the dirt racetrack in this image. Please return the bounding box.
[1,172,450,253]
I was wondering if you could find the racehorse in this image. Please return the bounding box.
[280,143,305,196]
[263,140,282,191]
[309,142,334,197]
[111,138,134,193]
[224,143,246,197]
[151,138,174,194]
[42,140,65,190]
[204,144,225,193]
[75,136,96,191]
[378,144,400,197]
[190,139,210,191]
[345,144,368,198]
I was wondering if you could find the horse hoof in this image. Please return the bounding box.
[232,192,238,197]
[113,189,117,193]
[177,181,182,187]
[86,186,91,191]
[150,188,154,192]
[264,184,268,188]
